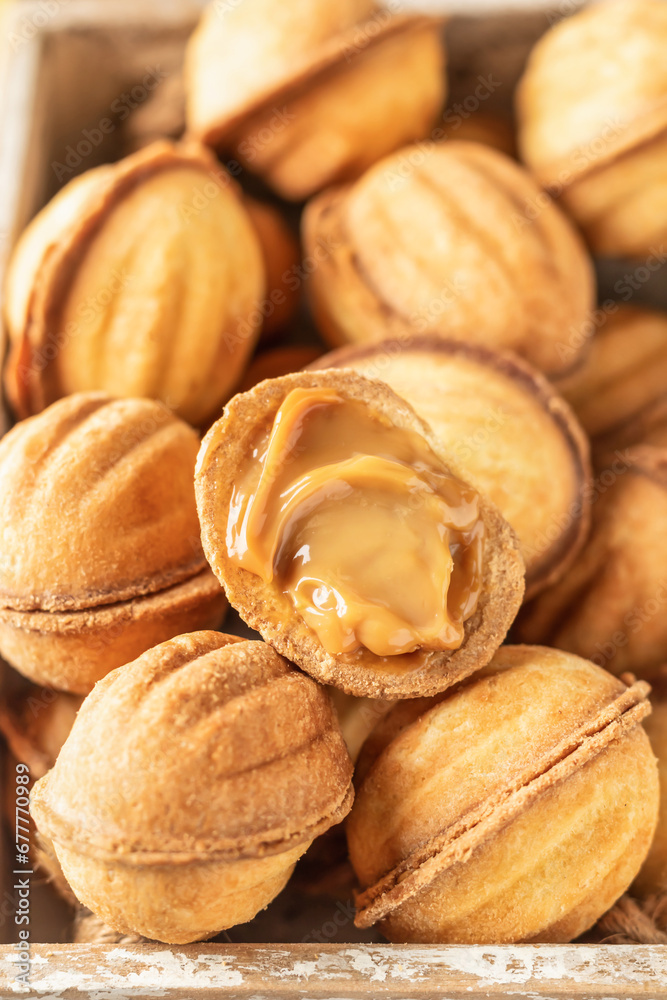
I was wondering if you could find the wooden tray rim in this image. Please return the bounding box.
[2,941,667,996]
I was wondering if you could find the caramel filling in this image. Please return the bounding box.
[226,388,484,657]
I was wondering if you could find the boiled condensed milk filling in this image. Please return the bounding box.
[226,387,484,657]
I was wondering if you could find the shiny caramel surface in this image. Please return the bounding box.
[226,388,484,657]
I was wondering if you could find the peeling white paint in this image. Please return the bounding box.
[2,944,667,996]
[434,945,667,986]
[2,947,244,995]
[107,948,243,988]
[429,946,569,985]
[282,960,320,978]
[345,948,389,982]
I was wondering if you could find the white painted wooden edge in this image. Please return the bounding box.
[1,943,667,997]
[4,0,207,34]
[0,5,49,439]
[0,11,41,244]
[4,0,577,33]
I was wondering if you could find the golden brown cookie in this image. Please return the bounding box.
[31,631,354,943]
[634,675,667,898]
[185,0,446,200]
[303,141,594,377]
[196,370,524,699]
[0,393,226,692]
[348,645,658,943]
[517,445,667,681]
[4,140,265,426]
[595,396,667,468]
[517,0,667,257]
[556,306,667,460]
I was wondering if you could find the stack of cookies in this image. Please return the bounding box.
[0,0,665,946]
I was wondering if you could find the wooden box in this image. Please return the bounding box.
[0,1,665,995]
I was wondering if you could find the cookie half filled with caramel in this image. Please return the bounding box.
[195,371,525,698]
